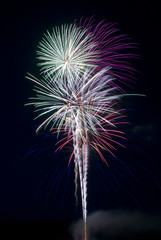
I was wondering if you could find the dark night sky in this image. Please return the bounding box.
[1,0,161,239]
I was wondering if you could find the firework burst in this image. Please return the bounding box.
[26,67,128,232]
[37,17,137,89]
[26,18,141,240]
[37,23,98,81]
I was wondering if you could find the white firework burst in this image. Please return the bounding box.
[37,24,99,81]
[26,67,128,226]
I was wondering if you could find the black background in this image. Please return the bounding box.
[1,0,161,239]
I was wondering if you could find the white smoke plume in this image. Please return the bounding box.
[69,209,161,240]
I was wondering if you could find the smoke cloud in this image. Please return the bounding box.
[69,209,161,240]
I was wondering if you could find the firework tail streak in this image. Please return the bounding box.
[26,17,143,240]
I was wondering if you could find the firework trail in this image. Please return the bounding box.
[26,17,141,240]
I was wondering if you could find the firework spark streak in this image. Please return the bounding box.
[26,18,142,240]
